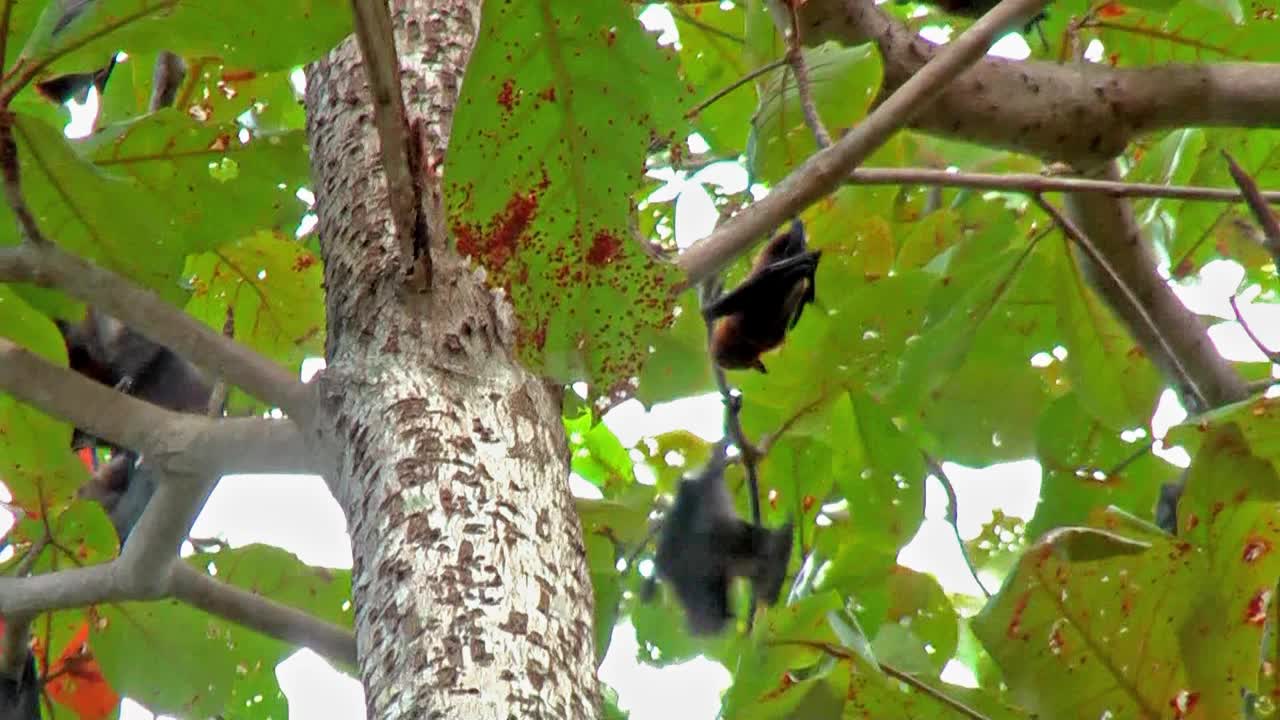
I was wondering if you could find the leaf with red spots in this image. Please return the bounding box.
[445,0,689,397]
[1175,425,1280,717]
[973,526,1202,719]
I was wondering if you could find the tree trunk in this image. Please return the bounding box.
[304,2,600,717]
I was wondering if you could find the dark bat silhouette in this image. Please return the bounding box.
[705,219,821,373]
[57,309,213,542]
[1154,477,1184,535]
[653,446,793,635]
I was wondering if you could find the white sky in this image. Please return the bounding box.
[30,7,1280,719]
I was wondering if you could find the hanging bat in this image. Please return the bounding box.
[705,219,821,373]
[653,445,793,635]
[57,308,214,542]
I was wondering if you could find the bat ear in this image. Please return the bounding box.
[752,358,768,373]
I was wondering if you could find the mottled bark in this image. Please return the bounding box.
[305,2,600,718]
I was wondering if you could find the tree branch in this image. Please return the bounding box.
[0,337,183,454]
[350,0,431,291]
[0,242,312,421]
[1056,164,1248,410]
[676,0,1050,286]
[799,0,1280,166]
[0,338,318,477]
[1221,150,1280,267]
[197,417,324,476]
[170,563,356,668]
[0,564,139,616]
[845,166,1280,203]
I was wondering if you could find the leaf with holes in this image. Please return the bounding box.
[972,526,1198,720]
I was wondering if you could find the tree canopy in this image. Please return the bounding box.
[0,0,1279,717]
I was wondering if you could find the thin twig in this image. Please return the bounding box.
[846,166,1280,203]
[0,116,44,245]
[769,639,993,720]
[922,454,989,598]
[670,5,745,44]
[756,392,831,457]
[1102,440,1156,479]
[698,280,765,629]
[1221,150,1280,268]
[1032,194,1208,411]
[699,285,763,528]
[0,0,16,79]
[1229,294,1280,362]
[685,59,787,119]
[881,662,992,720]
[784,7,832,149]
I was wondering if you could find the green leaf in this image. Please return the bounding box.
[93,598,289,717]
[96,544,352,716]
[831,392,927,554]
[674,3,752,157]
[190,544,354,630]
[1051,250,1161,430]
[0,290,85,516]
[720,591,844,718]
[566,411,637,491]
[1097,1,1280,64]
[1176,425,1280,716]
[82,112,311,255]
[635,293,715,408]
[2,114,187,304]
[183,230,325,411]
[973,526,1195,719]
[1029,394,1178,539]
[871,568,958,677]
[747,42,883,183]
[585,533,622,665]
[24,0,351,77]
[1168,395,1280,477]
[445,0,690,394]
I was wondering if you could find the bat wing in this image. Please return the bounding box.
[673,571,732,635]
[704,252,821,321]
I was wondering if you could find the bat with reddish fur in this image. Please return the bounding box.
[705,220,821,373]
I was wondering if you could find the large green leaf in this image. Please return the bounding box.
[973,526,1195,719]
[82,112,311,254]
[1,114,187,304]
[183,230,325,411]
[445,0,690,395]
[94,545,353,716]
[22,0,351,79]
